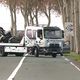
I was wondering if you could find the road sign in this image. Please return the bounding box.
[65,22,74,36]
[65,22,73,32]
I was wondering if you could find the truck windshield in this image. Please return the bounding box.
[44,30,62,39]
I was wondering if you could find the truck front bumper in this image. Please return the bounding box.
[39,47,61,54]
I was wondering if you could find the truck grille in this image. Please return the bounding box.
[49,44,59,48]
[49,44,60,51]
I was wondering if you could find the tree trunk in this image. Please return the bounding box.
[35,9,39,26]
[47,7,51,27]
[13,7,17,36]
[9,0,17,36]
[76,0,80,53]
[29,10,34,26]
[73,0,80,53]
[44,8,51,27]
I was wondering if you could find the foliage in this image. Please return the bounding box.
[64,52,80,62]
[0,0,63,35]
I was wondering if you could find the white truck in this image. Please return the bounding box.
[0,26,64,57]
[25,26,64,57]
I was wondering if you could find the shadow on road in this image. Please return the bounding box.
[26,55,62,59]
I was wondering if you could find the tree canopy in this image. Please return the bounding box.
[0,0,63,36]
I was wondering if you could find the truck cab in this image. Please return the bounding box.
[25,26,64,57]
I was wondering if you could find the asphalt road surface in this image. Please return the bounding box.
[0,55,22,80]
[0,55,80,80]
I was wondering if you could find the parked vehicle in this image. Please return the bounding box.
[63,42,70,53]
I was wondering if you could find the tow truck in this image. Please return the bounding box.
[0,36,27,56]
[25,26,64,57]
[0,26,64,57]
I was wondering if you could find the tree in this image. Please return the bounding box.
[0,0,64,33]
[0,0,18,36]
[9,0,17,36]
[73,0,80,54]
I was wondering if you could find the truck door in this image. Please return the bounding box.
[36,30,44,47]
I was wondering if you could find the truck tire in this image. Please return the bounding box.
[60,53,63,56]
[15,53,24,56]
[52,53,57,58]
[33,47,39,57]
[0,47,8,57]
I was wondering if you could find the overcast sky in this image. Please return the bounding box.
[0,4,64,31]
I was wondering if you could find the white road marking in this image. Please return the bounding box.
[70,62,80,72]
[63,56,80,72]
[62,56,70,61]
[7,54,28,80]
[65,57,70,62]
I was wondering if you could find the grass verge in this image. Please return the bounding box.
[64,52,80,62]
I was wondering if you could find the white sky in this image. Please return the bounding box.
[0,4,64,31]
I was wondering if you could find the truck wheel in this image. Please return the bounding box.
[0,47,8,57]
[60,53,63,56]
[15,53,24,56]
[34,48,39,57]
[1,52,8,57]
[52,53,57,58]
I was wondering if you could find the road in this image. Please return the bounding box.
[0,55,22,80]
[0,55,80,80]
